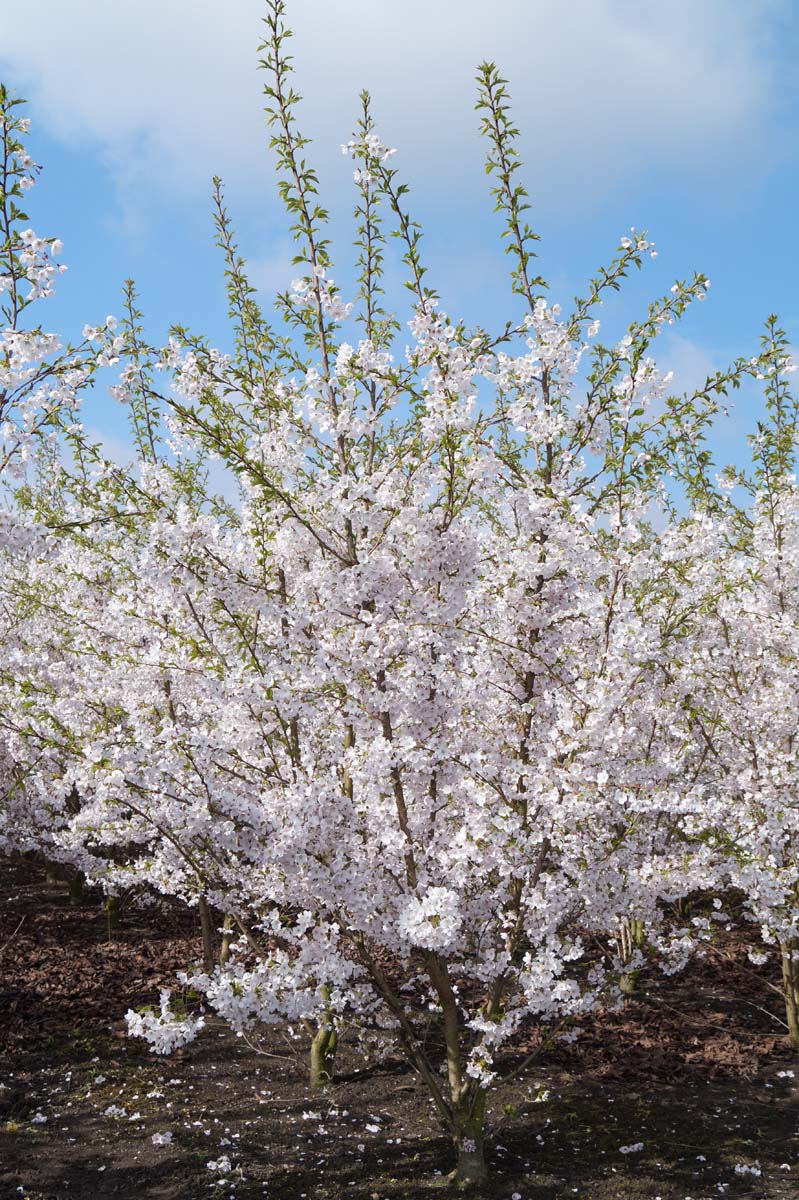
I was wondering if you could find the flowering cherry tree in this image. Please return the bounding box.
[0,86,121,858]
[659,322,799,1050]
[0,2,790,1190]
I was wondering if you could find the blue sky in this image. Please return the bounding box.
[1,0,797,470]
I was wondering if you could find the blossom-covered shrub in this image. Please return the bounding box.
[0,3,794,1189]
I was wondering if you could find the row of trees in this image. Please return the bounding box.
[1,4,797,1186]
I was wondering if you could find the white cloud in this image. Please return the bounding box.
[83,425,136,467]
[661,333,720,397]
[0,0,784,216]
[247,244,298,298]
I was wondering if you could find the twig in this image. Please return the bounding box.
[0,916,25,958]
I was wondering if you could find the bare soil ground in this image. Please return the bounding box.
[1,856,797,1199]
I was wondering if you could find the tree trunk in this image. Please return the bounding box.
[105,894,120,934]
[69,871,85,903]
[310,1022,338,1090]
[618,916,645,995]
[198,897,215,974]
[451,1089,488,1187]
[310,985,338,1089]
[424,953,489,1187]
[219,914,233,967]
[781,940,799,1051]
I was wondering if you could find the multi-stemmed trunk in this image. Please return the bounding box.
[359,937,491,1185]
[425,956,490,1187]
[618,916,645,995]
